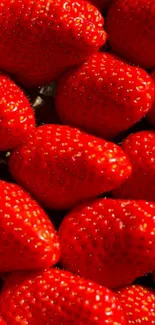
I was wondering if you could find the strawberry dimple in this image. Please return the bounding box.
[0,180,60,272]
[56,53,154,140]
[9,124,131,210]
[0,268,126,324]
[59,198,155,289]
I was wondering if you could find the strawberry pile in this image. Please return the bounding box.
[0,0,155,324]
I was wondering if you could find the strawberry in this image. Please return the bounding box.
[113,131,155,201]
[0,73,35,150]
[0,268,126,325]
[0,0,106,87]
[106,0,155,69]
[0,180,60,272]
[56,53,154,140]
[59,198,155,289]
[147,71,155,126]
[117,285,155,324]
[8,124,131,210]
[0,317,6,325]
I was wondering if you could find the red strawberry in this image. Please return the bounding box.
[0,317,6,325]
[113,131,155,201]
[147,71,155,126]
[106,0,155,69]
[117,285,155,324]
[9,124,131,210]
[56,53,154,140]
[0,0,106,87]
[0,73,35,150]
[0,268,126,325]
[0,180,60,272]
[59,198,155,289]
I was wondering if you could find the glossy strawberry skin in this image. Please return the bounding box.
[113,131,155,202]
[147,71,155,126]
[107,0,155,69]
[56,53,154,140]
[117,285,155,324]
[0,73,35,150]
[0,317,6,325]
[0,0,106,87]
[9,124,131,210]
[59,198,155,289]
[0,180,60,272]
[0,268,126,325]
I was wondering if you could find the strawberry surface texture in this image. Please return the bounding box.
[113,131,155,201]
[0,0,155,323]
[0,268,126,324]
[56,53,154,139]
[0,0,106,87]
[0,73,35,150]
[117,285,155,324]
[59,198,155,289]
[9,124,131,210]
[107,0,155,69]
[0,180,60,272]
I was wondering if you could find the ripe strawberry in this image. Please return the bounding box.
[113,131,155,201]
[117,285,155,324]
[56,53,154,140]
[59,198,155,289]
[0,73,35,150]
[0,0,106,87]
[0,317,6,325]
[147,71,155,126]
[0,268,126,325]
[106,0,155,69]
[9,124,131,210]
[0,180,60,272]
